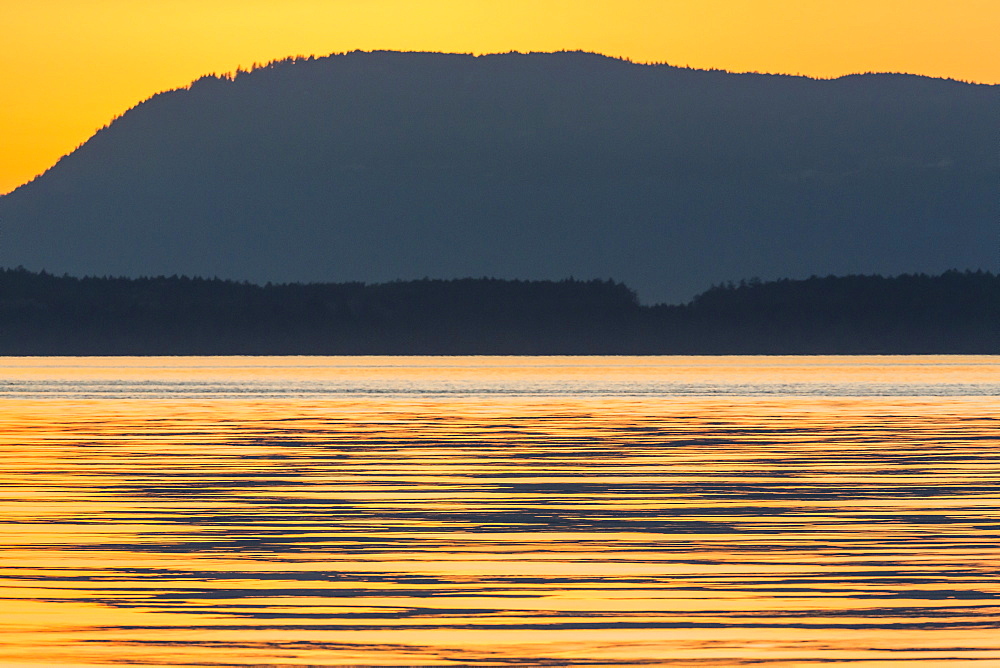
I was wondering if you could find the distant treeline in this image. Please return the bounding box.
[0,267,998,354]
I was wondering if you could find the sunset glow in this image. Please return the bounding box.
[2,0,997,194]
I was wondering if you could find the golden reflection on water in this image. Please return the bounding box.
[0,356,999,666]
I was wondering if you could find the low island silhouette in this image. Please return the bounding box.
[1,267,997,355]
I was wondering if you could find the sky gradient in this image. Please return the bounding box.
[2,0,997,194]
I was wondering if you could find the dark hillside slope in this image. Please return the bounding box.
[654,271,1000,353]
[0,270,640,355]
[1,51,996,303]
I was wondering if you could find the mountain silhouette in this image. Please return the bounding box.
[1,51,996,303]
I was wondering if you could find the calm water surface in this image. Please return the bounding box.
[0,356,998,666]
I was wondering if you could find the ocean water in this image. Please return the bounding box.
[0,356,998,666]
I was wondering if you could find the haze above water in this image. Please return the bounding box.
[1,356,998,666]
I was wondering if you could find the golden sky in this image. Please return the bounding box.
[2,0,997,194]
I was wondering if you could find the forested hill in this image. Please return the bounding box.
[1,51,997,304]
[1,268,997,354]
